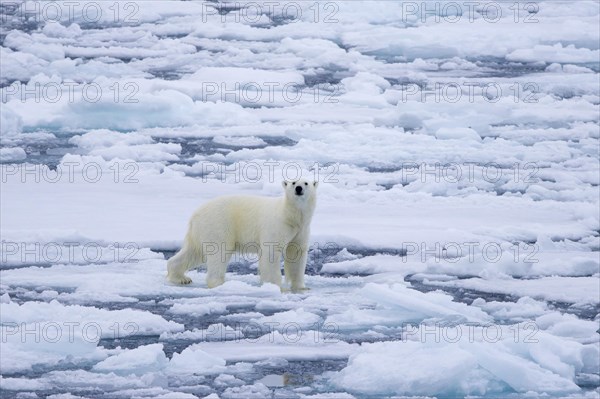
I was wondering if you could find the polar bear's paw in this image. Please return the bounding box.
[168,275,193,285]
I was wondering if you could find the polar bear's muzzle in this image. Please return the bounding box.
[295,186,304,196]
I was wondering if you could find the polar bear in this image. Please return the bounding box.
[166,179,317,291]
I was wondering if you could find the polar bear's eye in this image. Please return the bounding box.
[304,182,308,186]
[292,182,296,185]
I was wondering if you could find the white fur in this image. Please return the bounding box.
[167,179,317,291]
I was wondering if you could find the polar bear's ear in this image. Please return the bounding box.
[282,181,288,188]
[313,181,319,188]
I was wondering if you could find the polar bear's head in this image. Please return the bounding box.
[282,178,318,205]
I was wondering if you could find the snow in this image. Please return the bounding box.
[507,44,600,63]
[251,308,322,330]
[331,325,595,396]
[1,324,107,374]
[213,135,267,147]
[1,0,599,397]
[1,299,184,337]
[435,127,481,141]
[167,344,227,375]
[322,254,410,275]
[0,147,26,162]
[429,276,600,304]
[92,343,169,375]
[159,323,244,342]
[197,330,357,362]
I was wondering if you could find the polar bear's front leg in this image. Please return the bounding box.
[284,243,308,292]
[259,244,282,287]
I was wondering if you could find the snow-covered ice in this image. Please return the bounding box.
[1,0,599,398]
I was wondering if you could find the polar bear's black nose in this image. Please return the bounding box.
[295,186,303,195]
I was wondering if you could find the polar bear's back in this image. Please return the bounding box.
[188,195,281,246]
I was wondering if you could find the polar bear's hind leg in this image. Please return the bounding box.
[166,244,201,285]
[206,252,231,288]
[258,246,283,287]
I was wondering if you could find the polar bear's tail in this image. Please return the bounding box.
[166,232,203,285]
